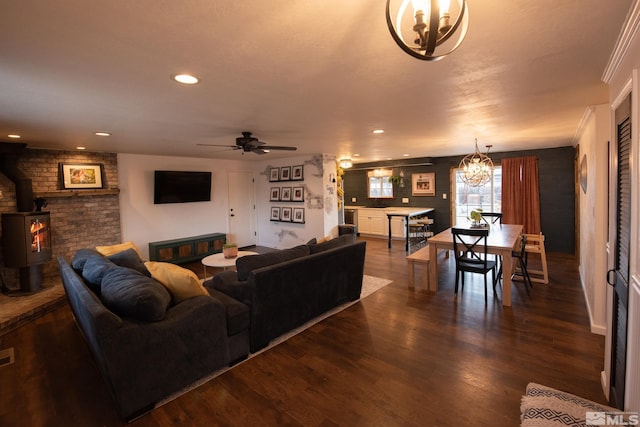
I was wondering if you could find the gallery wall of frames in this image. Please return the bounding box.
[268,165,305,223]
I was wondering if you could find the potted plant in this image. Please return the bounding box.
[469,209,484,227]
[223,243,238,258]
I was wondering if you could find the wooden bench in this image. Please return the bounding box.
[406,245,431,290]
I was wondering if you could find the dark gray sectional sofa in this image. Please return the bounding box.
[208,234,367,352]
[57,234,365,420]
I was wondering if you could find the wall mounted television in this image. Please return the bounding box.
[154,170,212,204]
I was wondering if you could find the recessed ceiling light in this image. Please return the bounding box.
[372,129,384,134]
[7,134,20,139]
[173,74,200,85]
[353,153,361,157]
[403,153,409,157]
[95,132,111,136]
[76,146,86,150]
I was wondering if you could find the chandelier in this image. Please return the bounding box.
[339,158,353,169]
[385,0,469,61]
[459,139,494,187]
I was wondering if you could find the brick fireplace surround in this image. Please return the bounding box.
[0,148,121,291]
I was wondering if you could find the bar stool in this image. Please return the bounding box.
[520,232,549,284]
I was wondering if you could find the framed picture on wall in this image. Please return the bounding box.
[269,168,280,182]
[412,173,435,196]
[280,187,291,201]
[59,163,104,189]
[270,187,280,201]
[281,207,292,222]
[280,166,291,181]
[292,207,305,223]
[292,186,304,202]
[291,165,304,181]
[270,207,280,221]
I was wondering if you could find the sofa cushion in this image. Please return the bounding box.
[144,261,209,303]
[100,266,171,321]
[81,255,117,292]
[107,248,150,276]
[71,248,102,271]
[236,245,310,281]
[96,241,142,258]
[308,233,356,254]
[207,288,250,336]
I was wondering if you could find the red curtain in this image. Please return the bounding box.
[501,156,541,234]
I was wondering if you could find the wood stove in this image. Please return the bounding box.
[1,211,52,293]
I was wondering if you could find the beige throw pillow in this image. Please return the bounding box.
[96,241,142,258]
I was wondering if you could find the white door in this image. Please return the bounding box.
[227,171,256,248]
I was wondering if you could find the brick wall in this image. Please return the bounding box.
[0,148,120,290]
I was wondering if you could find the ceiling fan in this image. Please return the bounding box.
[198,131,297,155]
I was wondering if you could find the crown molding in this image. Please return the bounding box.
[602,0,640,83]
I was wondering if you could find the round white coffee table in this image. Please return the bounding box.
[201,251,258,279]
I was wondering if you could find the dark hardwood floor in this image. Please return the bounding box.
[0,237,606,426]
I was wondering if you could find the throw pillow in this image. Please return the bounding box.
[107,248,150,276]
[308,233,356,254]
[81,255,117,292]
[236,244,310,281]
[71,248,101,271]
[144,261,209,303]
[100,266,171,322]
[96,241,142,258]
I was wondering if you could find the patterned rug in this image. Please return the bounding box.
[521,383,617,427]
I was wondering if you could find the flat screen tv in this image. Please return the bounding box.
[154,170,212,204]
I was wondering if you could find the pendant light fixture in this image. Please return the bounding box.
[385,0,469,61]
[459,139,494,187]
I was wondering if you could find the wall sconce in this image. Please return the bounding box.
[386,0,469,61]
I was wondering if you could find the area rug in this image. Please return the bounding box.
[520,383,618,427]
[156,274,392,411]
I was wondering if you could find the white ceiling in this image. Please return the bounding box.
[0,1,633,164]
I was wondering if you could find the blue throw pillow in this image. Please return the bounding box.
[71,248,102,272]
[81,255,117,292]
[100,266,171,322]
[236,245,310,281]
[107,248,150,276]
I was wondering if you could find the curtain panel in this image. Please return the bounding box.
[501,156,541,234]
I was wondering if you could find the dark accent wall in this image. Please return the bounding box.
[343,146,575,253]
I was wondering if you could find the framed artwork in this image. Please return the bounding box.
[270,207,280,221]
[270,187,280,201]
[292,186,304,202]
[269,168,280,182]
[292,207,305,223]
[291,165,304,181]
[412,173,435,196]
[281,207,292,222]
[59,163,104,189]
[280,166,291,181]
[280,187,291,201]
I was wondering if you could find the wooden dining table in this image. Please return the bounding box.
[427,223,524,307]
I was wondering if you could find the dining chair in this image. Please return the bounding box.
[511,234,533,293]
[481,212,502,225]
[451,227,498,303]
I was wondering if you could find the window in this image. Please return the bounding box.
[452,166,502,225]
[367,168,393,199]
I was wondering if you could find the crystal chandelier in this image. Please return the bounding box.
[385,0,469,61]
[459,139,494,187]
